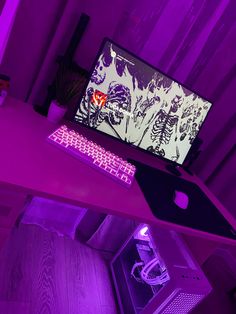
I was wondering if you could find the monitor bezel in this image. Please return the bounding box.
[72,37,213,166]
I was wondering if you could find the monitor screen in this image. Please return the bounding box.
[74,39,212,165]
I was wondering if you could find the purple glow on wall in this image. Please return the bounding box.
[0,0,20,63]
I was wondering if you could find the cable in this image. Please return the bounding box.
[140,257,169,286]
[131,261,144,282]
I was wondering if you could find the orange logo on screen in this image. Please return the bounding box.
[91,90,107,107]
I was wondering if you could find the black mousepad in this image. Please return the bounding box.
[130,159,236,240]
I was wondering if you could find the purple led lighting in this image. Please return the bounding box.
[139,225,149,236]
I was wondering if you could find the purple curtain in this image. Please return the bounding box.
[0,0,6,15]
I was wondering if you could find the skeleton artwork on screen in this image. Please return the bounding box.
[75,41,212,164]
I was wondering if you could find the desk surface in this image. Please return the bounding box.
[0,97,235,244]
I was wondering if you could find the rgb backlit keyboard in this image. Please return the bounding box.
[47,125,136,187]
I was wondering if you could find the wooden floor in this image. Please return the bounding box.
[0,224,118,314]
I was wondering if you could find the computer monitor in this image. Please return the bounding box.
[74,39,212,165]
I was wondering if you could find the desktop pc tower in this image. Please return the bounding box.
[111,225,212,314]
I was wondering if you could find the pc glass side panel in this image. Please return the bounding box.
[111,225,171,314]
[75,39,212,165]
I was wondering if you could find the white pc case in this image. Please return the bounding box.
[111,225,212,314]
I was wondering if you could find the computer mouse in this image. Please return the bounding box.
[173,190,189,209]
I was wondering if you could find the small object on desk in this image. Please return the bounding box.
[0,90,7,106]
[0,74,10,106]
[47,125,136,187]
[47,100,67,123]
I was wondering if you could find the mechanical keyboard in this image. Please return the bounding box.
[47,125,136,187]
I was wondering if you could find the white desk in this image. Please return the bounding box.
[0,97,235,246]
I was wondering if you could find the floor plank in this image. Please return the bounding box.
[0,224,117,314]
[0,301,30,314]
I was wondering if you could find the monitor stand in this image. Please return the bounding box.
[165,164,182,177]
[182,166,194,176]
